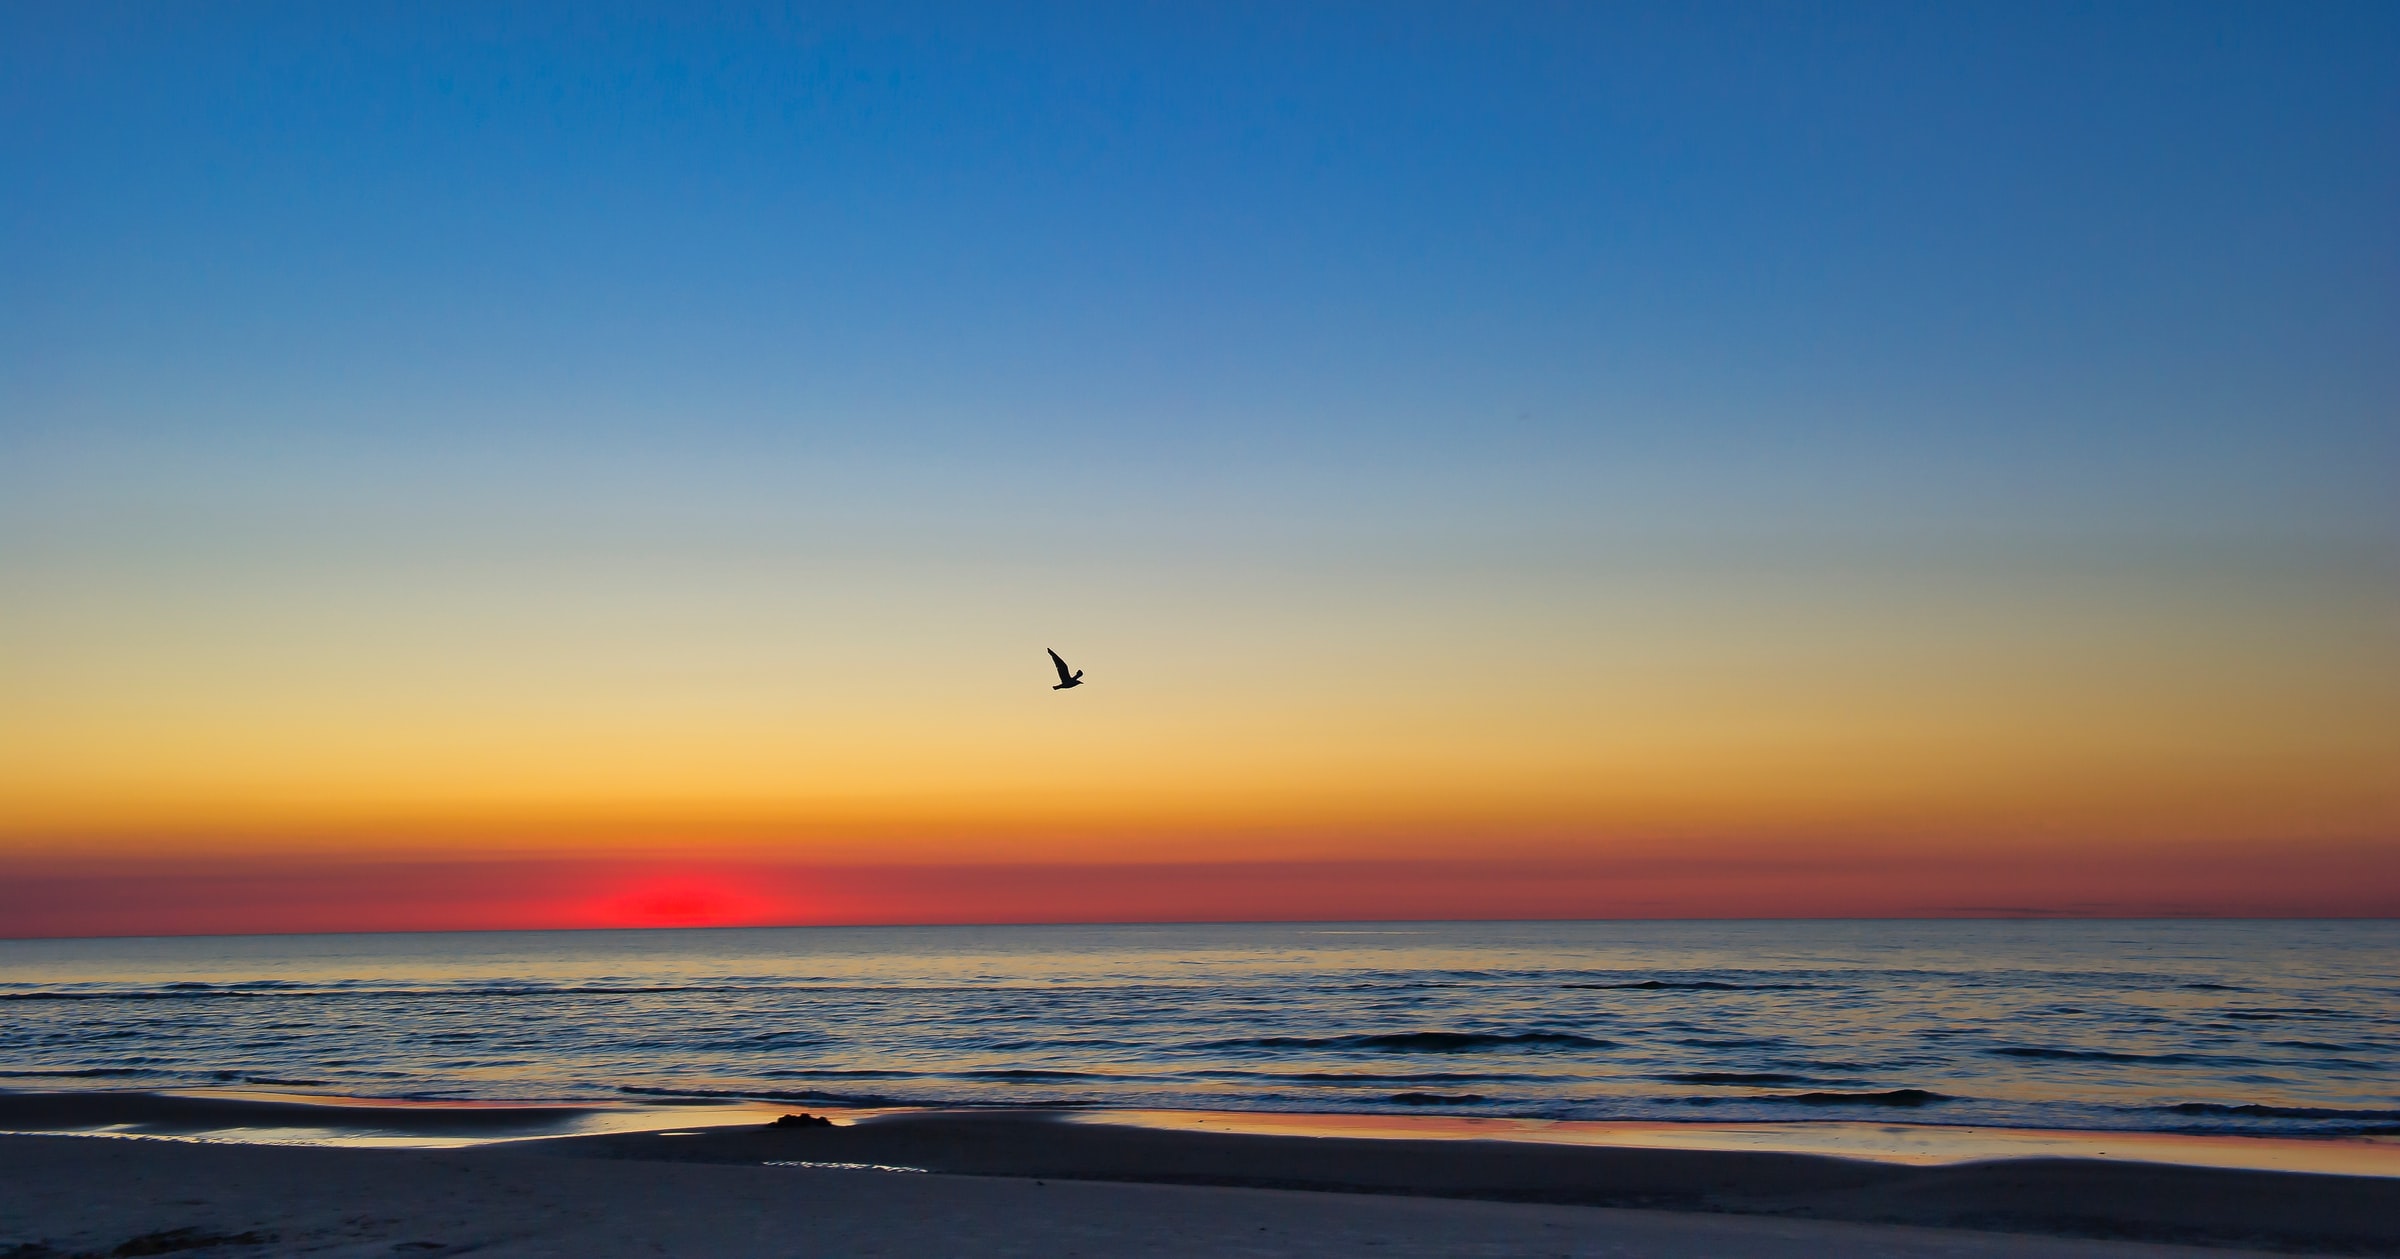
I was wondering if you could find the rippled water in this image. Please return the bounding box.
[2,920,2392,1136]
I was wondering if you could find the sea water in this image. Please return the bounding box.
[2,920,2392,1137]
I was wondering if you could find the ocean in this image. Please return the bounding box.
[2,919,2392,1138]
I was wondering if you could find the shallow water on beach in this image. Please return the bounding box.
[2,920,2393,1138]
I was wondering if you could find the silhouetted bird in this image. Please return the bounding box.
[1047,649,1085,690]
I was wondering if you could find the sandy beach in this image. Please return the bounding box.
[5,1109,2398,1258]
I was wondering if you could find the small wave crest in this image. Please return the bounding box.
[1,990,251,1002]
[1657,1071,1819,1086]
[621,1084,919,1108]
[1986,1047,2262,1065]
[617,1084,1101,1110]
[1199,1069,1543,1084]
[1561,980,1809,991]
[2165,1103,2400,1122]
[1195,1031,1615,1054]
[1769,1089,1953,1107]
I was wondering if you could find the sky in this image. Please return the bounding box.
[2,1,2395,936]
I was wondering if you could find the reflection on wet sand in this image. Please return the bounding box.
[1080,1108,2400,1177]
[0,1088,799,1149]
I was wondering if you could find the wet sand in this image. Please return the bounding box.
[1081,1109,2400,1177]
[3,1107,2398,1256]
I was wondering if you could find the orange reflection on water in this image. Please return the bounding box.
[1080,1109,2400,1178]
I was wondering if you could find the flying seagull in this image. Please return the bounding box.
[1047,648,1085,690]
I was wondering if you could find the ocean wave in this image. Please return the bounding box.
[617,1083,1105,1109]
[1198,1070,1543,1084]
[760,1068,928,1081]
[1769,1089,1953,1107]
[1195,1031,1616,1054]
[1389,1091,1488,1105]
[1561,980,1809,991]
[610,1032,833,1052]
[620,1084,918,1108]
[1985,1047,2258,1065]
[979,1039,1148,1052]
[1657,1071,1819,1086]
[961,1069,1122,1082]
[1,981,1024,1003]
[2164,1102,2400,1121]
[1,990,255,1002]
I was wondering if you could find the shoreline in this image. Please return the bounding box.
[4,1086,2396,1177]
[529,1108,2400,1253]
[4,1093,2399,1254]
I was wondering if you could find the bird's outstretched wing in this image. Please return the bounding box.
[1047,648,1074,684]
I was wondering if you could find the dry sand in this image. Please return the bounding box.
[5,1112,2397,1258]
[0,1133,2328,1259]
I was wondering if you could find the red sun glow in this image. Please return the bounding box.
[590,873,786,929]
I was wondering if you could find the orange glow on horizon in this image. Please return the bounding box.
[4,529,2390,938]
[2,839,2391,940]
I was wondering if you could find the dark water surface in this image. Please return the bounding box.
[2,920,2392,1137]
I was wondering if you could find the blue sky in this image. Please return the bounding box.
[10,2,2392,495]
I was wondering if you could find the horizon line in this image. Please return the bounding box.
[8,912,2395,945]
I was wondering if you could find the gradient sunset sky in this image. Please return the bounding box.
[3,2,2394,936]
